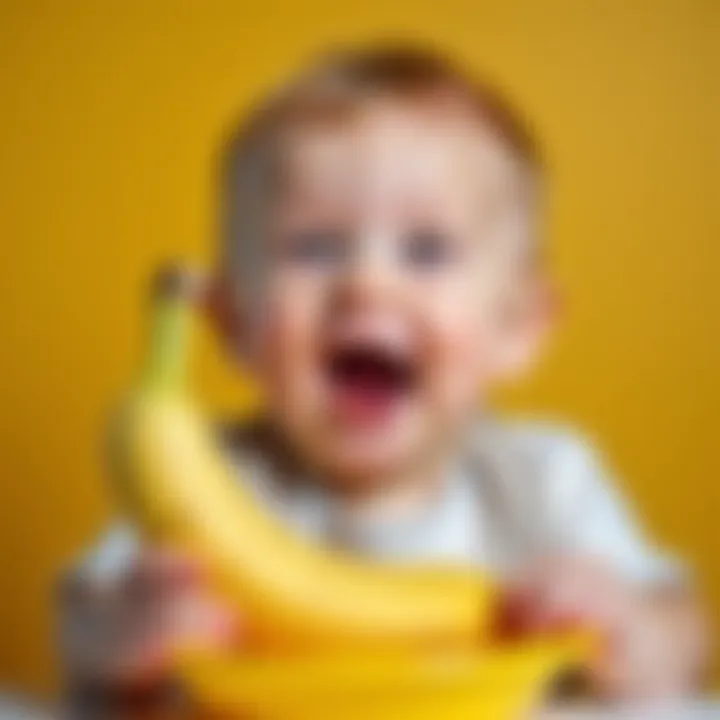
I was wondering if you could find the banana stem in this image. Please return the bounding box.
[139,271,195,394]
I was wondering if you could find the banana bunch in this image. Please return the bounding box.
[110,267,589,718]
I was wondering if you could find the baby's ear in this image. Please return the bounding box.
[202,276,249,364]
[493,277,559,381]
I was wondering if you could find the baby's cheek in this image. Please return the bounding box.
[423,299,499,414]
[255,280,321,397]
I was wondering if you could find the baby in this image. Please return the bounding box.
[60,44,709,710]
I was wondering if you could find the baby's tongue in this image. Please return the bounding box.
[330,354,408,426]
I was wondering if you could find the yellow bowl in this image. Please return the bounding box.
[178,634,593,720]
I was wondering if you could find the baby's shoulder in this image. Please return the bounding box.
[467,415,597,458]
[463,417,605,494]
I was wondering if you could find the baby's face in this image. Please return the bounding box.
[248,103,531,487]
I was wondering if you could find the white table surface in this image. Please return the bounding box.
[1,695,719,718]
[540,699,720,719]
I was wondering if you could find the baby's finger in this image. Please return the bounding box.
[124,547,207,602]
[498,564,593,634]
[167,589,241,644]
[136,546,205,584]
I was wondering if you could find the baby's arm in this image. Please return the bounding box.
[499,432,711,700]
[603,579,709,699]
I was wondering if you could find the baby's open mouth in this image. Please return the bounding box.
[325,342,417,422]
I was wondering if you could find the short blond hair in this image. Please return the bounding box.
[219,42,542,298]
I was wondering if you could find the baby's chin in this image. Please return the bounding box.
[308,422,434,486]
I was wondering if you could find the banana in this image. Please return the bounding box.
[110,267,495,652]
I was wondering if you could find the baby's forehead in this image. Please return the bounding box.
[276,102,521,212]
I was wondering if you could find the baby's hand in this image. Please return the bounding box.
[498,556,635,639]
[497,556,648,698]
[60,548,240,696]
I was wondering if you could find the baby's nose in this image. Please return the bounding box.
[331,233,402,312]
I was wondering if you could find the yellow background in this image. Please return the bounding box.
[1,0,718,694]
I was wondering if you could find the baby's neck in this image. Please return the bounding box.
[328,462,448,526]
[239,417,453,525]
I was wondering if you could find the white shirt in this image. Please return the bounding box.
[74,419,679,587]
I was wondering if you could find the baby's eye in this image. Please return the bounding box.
[402,228,458,269]
[281,229,349,266]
